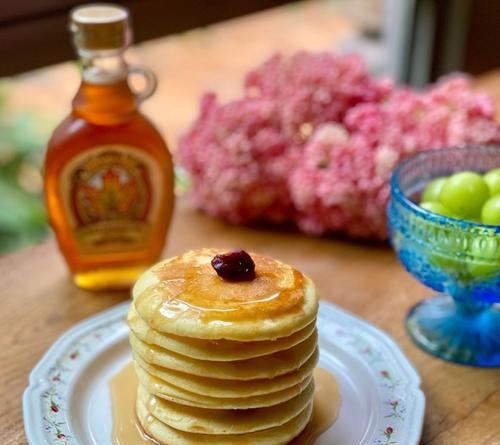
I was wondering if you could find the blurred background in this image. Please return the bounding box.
[0,0,499,254]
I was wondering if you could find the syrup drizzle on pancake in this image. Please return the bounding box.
[109,362,159,445]
[137,250,305,324]
[288,368,341,445]
[109,363,340,445]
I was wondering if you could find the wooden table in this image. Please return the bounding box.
[2,2,500,443]
[1,197,499,445]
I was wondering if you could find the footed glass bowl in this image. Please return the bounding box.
[388,145,500,367]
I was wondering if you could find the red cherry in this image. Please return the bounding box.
[386,427,394,434]
[211,250,256,281]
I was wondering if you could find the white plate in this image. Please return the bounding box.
[24,301,424,445]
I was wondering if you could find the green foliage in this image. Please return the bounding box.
[0,82,52,254]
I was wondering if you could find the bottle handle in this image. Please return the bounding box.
[128,65,157,103]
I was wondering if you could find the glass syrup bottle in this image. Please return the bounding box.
[44,4,174,291]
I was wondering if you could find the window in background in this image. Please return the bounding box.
[335,0,500,85]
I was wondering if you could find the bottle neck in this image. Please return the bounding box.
[73,50,138,124]
[80,51,128,84]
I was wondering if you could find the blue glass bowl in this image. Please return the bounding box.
[388,145,500,367]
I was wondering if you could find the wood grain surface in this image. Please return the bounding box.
[1,197,499,445]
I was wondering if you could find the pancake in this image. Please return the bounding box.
[138,380,314,435]
[133,348,319,398]
[130,329,318,380]
[128,304,316,361]
[136,398,313,445]
[129,248,321,445]
[135,363,314,409]
[132,248,318,341]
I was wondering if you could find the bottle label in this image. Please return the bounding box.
[60,145,162,255]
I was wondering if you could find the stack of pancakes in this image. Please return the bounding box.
[128,248,319,445]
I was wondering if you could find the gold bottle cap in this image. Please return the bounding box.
[70,4,131,51]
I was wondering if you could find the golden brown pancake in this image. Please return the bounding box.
[128,305,316,361]
[137,380,314,435]
[134,362,314,410]
[133,348,318,398]
[136,397,313,445]
[130,330,318,380]
[132,248,318,341]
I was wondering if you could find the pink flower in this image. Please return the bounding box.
[380,370,390,378]
[289,77,499,239]
[179,93,295,224]
[245,52,392,139]
[178,52,500,240]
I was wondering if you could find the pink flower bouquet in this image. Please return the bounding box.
[179,52,500,240]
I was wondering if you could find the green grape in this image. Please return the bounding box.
[421,177,446,203]
[481,194,500,225]
[439,171,490,217]
[420,201,454,217]
[428,250,461,274]
[428,247,467,280]
[484,168,500,197]
[420,206,464,277]
[467,236,500,278]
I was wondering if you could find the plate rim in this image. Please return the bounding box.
[319,303,425,445]
[23,302,130,445]
[23,301,425,445]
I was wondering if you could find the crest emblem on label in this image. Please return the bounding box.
[71,151,151,225]
[60,146,161,254]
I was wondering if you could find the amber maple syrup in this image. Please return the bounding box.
[108,363,340,445]
[44,5,174,291]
